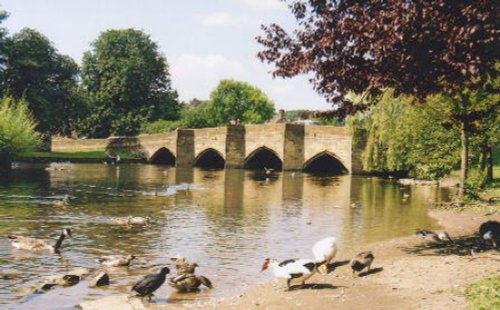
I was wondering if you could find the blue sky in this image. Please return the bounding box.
[1,0,330,110]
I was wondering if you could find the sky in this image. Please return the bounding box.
[1,0,331,111]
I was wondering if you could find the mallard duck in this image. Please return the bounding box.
[8,228,72,253]
[128,216,150,226]
[479,220,499,248]
[312,237,338,274]
[261,258,317,289]
[415,229,452,243]
[168,273,212,292]
[131,267,170,297]
[53,195,70,207]
[99,255,136,267]
[350,251,374,276]
[170,255,198,275]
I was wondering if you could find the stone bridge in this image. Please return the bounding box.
[52,124,363,174]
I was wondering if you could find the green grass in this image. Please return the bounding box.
[463,276,500,310]
[23,150,140,159]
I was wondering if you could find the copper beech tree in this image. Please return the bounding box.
[257,0,499,197]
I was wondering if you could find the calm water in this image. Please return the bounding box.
[0,163,451,309]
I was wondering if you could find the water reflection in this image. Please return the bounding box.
[0,163,450,308]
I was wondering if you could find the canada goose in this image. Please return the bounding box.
[312,237,338,274]
[170,256,198,275]
[131,267,170,297]
[350,251,375,276]
[415,229,453,243]
[261,258,317,289]
[53,195,70,207]
[168,274,212,292]
[8,228,72,253]
[99,255,136,267]
[479,220,499,248]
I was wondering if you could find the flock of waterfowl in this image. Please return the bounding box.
[5,191,500,302]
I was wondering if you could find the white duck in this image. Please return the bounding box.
[261,258,317,289]
[8,228,72,253]
[312,237,338,274]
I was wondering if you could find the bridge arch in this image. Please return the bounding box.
[245,146,283,171]
[194,148,225,169]
[150,147,176,165]
[303,151,348,175]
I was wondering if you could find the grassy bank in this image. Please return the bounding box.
[462,276,500,310]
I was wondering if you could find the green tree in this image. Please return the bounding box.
[0,96,39,171]
[2,28,82,136]
[80,29,179,137]
[205,79,274,126]
[349,89,461,179]
[0,9,8,83]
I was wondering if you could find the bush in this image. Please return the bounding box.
[140,119,182,134]
[0,96,40,170]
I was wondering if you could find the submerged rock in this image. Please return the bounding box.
[89,272,110,288]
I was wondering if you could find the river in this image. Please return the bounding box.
[0,163,452,309]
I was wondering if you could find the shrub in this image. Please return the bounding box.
[0,96,40,171]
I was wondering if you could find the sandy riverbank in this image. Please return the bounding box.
[80,206,500,310]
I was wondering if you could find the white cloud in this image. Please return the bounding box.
[171,54,245,100]
[201,12,246,26]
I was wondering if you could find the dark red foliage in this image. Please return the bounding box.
[257,0,499,110]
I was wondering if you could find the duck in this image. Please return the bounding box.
[264,167,274,175]
[479,220,499,248]
[261,258,317,289]
[350,251,375,277]
[99,255,136,267]
[170,255,198,275]
[128,216,150,226]
[8,228,72,253]
[415,229,453,243]
[53,195,70,207]
[108,216,150,226]
[168,273,212,292]
[131,267,170,297]
[312,237,338,274]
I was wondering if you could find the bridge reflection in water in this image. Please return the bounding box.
[0,163,451,307]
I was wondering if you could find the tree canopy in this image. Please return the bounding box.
[80,28,180,137]
[205,79,275,126]
[1,28,81,136]
[258,0,498,102]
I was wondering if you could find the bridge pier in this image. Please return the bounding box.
[176,129,195,167]
[225,125,246,169]
[283,124,305,171]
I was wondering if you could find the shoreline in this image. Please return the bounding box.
[80,205,500,310]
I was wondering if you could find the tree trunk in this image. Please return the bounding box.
[458,121,469,198]
[486,146,493,183]
[478,144,487,175]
